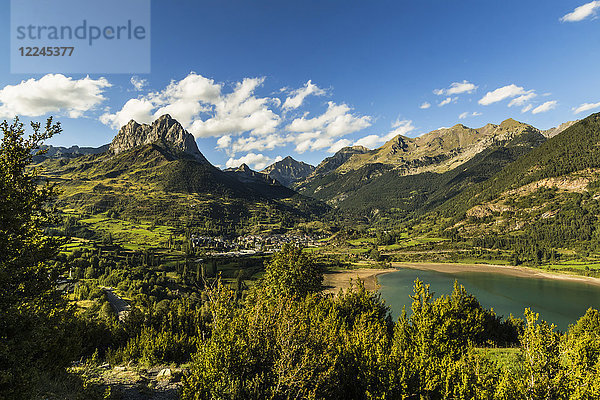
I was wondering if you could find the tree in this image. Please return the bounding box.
[257,244,322,299]
[560,308,600,398]
[519,309,563,400]
[0,117,75,399]
[369,247,381,261]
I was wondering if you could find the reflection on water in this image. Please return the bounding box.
[378,267,600,331]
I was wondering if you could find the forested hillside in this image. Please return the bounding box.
[296,122,546,216]
[426,113,600,263]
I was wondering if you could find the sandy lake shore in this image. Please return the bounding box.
[322,268,394,293]
[323,262,600,293]
[392,262,600,287]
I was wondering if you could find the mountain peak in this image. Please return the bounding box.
[156,113,174,121]
[237,163,251,172]
[109,115,209,163]
[262,156,316,187]
[499,118,523,129]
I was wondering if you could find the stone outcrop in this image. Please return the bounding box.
[109,114,209,163]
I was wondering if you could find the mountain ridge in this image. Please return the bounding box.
[337,118,541,175]
[293,118,547,212]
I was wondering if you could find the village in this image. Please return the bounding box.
[190,232,326,256]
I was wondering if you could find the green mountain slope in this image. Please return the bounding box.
[429,113,600,260]
[438,113,600,219]
[40,117,327,236]
[296,120,545,216]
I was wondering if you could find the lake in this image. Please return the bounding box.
[378,266,600,331]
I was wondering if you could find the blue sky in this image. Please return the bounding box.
[1,0,600,169]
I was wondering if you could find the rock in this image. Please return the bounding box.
[157,368,172,380]
[114,366,127,371]
[109,114,209,163]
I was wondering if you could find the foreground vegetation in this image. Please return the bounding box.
[181,266,600,399]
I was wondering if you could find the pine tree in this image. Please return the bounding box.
[0,117,76,399]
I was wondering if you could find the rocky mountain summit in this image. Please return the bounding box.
[543,120,579,138]
[338,119,543,175]
[225,163,280,186]
[311,146,370,176]
[109,114,209,163]
[261,156,315,187]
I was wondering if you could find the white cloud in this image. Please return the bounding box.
[282,80,326,110]
[419,102,431,109]
[531,101,558,114]
[130,76,148,91]
[459,111,482,119]
[229,134,289,155]
[287,101,371,153]
[380,119,416,141]
[101,72,281,140]
[216,135,232,149]
[0,74,110,119]
[521,104,533,113]
[287,102,371,135]
[354,134,381,148]
[189,77,281,138]
[435,80,478,96]
[101,72,221,129]
[294,135,336,153]
[439,97,456,107]
[153,73,224,129]
[103,73,375,158]
[560,1,600,22]
[225,153,282,170]
[573,101,600,114]
[271,97,282,108]
[508,91,537,107]
[99,98,154,128]
[478,84,527,106]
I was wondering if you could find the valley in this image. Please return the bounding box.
[7,111,600,399]
[4,2,600,398]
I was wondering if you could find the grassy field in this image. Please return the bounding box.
[61,238,96,255]
[476,347,521,372]
[76,214,178,250]
[544,259,600,272]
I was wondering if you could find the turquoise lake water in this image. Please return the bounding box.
[378,267,600,331]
